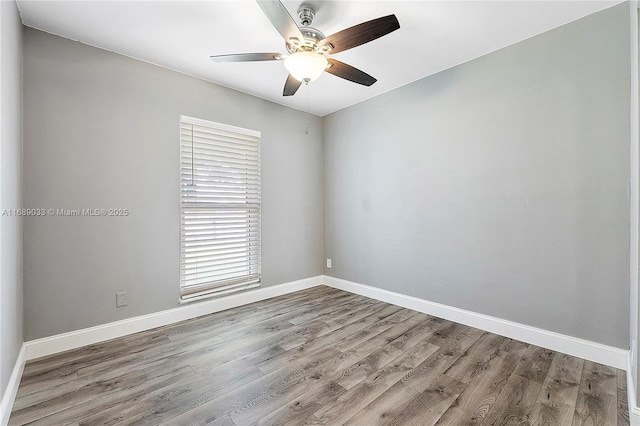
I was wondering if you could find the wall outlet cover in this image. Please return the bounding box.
[116,292,128,307]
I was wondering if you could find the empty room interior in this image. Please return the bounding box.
[2,0,640,424]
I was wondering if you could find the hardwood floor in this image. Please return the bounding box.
[9,286,630,425]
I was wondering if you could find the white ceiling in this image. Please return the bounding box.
[17,0,621,116]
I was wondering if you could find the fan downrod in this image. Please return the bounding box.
[297,5,315,26]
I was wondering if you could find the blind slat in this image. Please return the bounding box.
[182,240,260,254]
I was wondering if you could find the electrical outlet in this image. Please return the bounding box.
[326,259,332,268]
[116,292,128,307]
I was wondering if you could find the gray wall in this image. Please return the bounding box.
[324,4,630,348]
[23,28,323,340]
[0,0,24,399]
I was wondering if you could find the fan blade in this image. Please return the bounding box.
[283,74,302,96]
[256,0,305,46]
[319,15,400,54]
[210,53,284,62]
[325,59,377,86]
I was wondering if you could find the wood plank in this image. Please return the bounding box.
[168,325,295,374]
[9,370,149,425]
[580,361,618,397]
[436,350,525,425]
[241,288,363,326]
[617,369,630,426]
[512,345,556,383]
[334,318,442,390]
[109,364,265,426]
[482,372,543,425]
[189,342,285,377]
[254,311,426,376]
[256,315,442,424]
[573,392,616,425]
[331,307,419,352]
[442,331,507,384]
[529,352,584,425]
[385,374,467,426]
[401,323,484,394]
[74,335,224,380]
[23,365,195,426]
[342,381,419,426]
[254,381,347,426]
[204,414,236,426]
[275,303,401,354]
[18,339,132,392]
[12,372,80,410]
[285,293,379,326]
[308,339,442,425]
[573,360,618,426]
[157,345,343,426]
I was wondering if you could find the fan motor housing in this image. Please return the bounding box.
[286,26,325,53]
[285,5,329,54]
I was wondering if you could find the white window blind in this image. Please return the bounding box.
[180,116,261,302]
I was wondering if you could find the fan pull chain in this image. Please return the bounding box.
[305,83,310,136]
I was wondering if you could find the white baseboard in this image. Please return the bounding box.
[630,402,640,425]
[322,275,628,370]
[627,354,640,425]
[1,344,26,426]
[25,276,322,360]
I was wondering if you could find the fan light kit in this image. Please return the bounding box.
[211,0,400,96]
[284,51,327,83]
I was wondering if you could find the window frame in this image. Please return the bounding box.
[179,115,261,303]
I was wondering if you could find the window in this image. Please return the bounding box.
[180,116,261,302]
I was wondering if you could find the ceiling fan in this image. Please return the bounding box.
[210,0,400,96]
